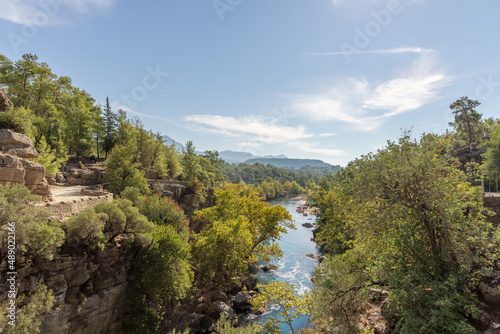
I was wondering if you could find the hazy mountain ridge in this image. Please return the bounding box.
[219,150,287,164]
[243,157,335,169]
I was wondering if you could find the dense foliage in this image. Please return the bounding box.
[192,183,294,287]
[0,184,64,263]
[310,134,500,333]
[0,281,55,334]
[251,281,309,334]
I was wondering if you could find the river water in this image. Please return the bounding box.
[245,198,320,332]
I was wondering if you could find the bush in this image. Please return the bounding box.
[65,207,107,250]
[64,199,155,250]
[126,225,192,333]
[142,194,186,231]
[0,106,36,140]
[0,280,55,334]
[0,184,65,262]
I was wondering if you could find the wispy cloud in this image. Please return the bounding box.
[0,0,115,25]
[185,115,313,144]
[111,102,172,123]
[318,132,337,137]
[308,47,433,57]
[290,50,447,130]
[287,141,345,157]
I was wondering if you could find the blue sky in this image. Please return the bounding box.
[1,0,500,166]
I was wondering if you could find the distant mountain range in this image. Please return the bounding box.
[218,150,287,164]
[162,135,337,169]
[243,158,333,169]
[162,135,185,152]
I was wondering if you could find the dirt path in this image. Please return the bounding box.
[50,185,95,202]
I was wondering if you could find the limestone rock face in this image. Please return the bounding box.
[0,244,132,334]
[63,168,104,185]
[21,158,46,186]
[0,129,52,199]
[0,87,12,111]
[0,129,39,158]
[0,154,25,184]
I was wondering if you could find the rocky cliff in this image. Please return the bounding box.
[0,244,131,334]
[0,129,51,200]
[0,87,12,111]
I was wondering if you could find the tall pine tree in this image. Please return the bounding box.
[103,96,117,158]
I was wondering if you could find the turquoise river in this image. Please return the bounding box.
[244,198,320,332]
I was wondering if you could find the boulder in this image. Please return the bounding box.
[225,282,242,296]
[0,154,25,184]
[242,274,258,291]
[233,292,253,312]
[56,171,66,183]
[302,222,314,228]
[261,263,278,272]
[0,129,39,158]
[213,300,237,324]
[306,253,315,259]
[471,311,491,331]
[210,290,230,304]
[479,282,500,307]
[21,158,45,187]
[0,87,12,111]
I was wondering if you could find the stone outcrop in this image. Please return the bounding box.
[0,128,39,158]
[148,180,216,220]
[0,87,12,111]
[232,292,252,311]
[0,244,131,334]
[61,168,105,186]
[0,129,52,199]
[448,142,487,166]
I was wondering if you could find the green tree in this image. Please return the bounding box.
[336,134,499,333]
[192,184,294,287]
[141,194,186,232]
[126,225,193,333]
[64,207,107,250]
[103,96,117,158]
[251,281,309,334]
[308,255,369,334]
[105,141,149,194]
[165,144,182,179]
[0,184,65,263]
[34,135,67,177]
[181,141,201,181]
[0,106,36,140]
[312,186,355,255]
[449,97,482,146]
[481,123,500,172]
[0,281,55,334]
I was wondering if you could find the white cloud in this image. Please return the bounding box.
[0,0,115,25]
[309,47,433,57]
[290,50,447,130]
[185,115,313,144]
[239,142,262,149]
[184,115,346,157]
[287,141,345,157]
[110,102,172,123]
